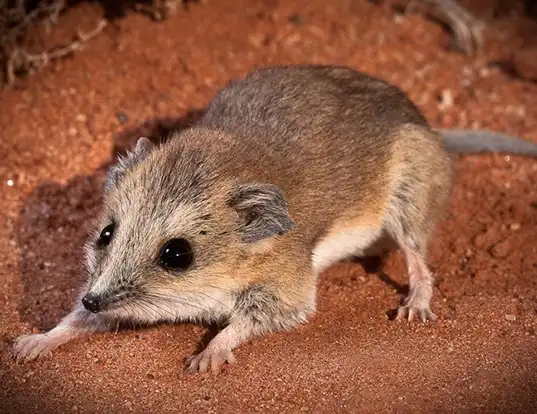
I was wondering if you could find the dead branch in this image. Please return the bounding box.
[423,0,484,55]
[5,19,107,85]
[1,0,66,43]
[395,0,485,55]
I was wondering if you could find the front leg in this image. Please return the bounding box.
[12,304,110,362]
[185,318,250,374]
[186,283,315,374]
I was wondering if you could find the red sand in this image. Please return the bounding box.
[1,1,537,412]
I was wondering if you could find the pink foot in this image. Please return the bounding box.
[185,348,236,374]
[12,333,64,362]
[396,285,437,323]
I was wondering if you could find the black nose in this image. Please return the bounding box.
[82,294,101,313]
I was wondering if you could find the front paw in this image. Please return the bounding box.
[185,348,236,374]
[12,333,59,362]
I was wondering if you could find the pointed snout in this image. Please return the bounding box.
[82,293,102,313]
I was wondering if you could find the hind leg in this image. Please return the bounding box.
[385,223,440,322]
[386,124,456,323]
[396,244,436,322]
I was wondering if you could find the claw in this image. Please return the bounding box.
[185,348,236,374]
[12,332,63,362]
[396,303,437,323]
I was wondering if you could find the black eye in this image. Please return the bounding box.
[96,224,114,247]
[159,238,193,270]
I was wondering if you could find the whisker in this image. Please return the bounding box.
[138,294,209,320]
[101,284,237,327]
[143,291,227,314]
[143,293,211,316]
[144,283,236,312]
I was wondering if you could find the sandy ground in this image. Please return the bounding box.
[1,0,537,412]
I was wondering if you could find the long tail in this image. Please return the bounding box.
[436,128,537,157]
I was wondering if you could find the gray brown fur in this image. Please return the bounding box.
[12,65,537,373]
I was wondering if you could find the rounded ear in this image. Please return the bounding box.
[104,137,154,192]
[133,136,153,154]
[229,183,296,243]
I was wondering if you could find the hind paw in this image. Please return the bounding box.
[396,303,437,322]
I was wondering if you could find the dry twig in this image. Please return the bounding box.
[5,19,107,85]
[0,1,108,86]
[422,0,484,55]
[0,0,205,86]
[397,0,485,55]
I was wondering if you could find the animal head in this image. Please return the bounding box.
[82,134,295,324]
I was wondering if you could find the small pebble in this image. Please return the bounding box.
[438,89,454,110]
[461,78,472,88]
[288,13,303,25]
[117,111,129,124]
[491,239,512,259]
[505,314,516,322]
[479,67,490,78]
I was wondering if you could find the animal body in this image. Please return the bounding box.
[12,65,537,373]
